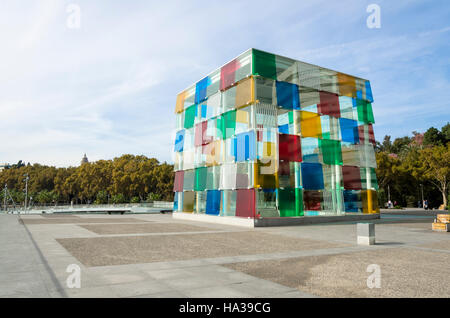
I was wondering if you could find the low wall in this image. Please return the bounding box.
[172,212,380,228]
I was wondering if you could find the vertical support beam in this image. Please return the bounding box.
[366,167,373,213]
[335,164,342,214]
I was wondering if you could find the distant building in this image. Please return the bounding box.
[81,154,89,165]
[0,163,10,171]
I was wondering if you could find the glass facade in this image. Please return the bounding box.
[173,48,379,218]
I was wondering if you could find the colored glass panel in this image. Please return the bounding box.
[276,81,300,110]
[235,131,256,162]
[320,139,343,165]
[304,190,322,211]
[301,162,324,190]
[206,190,221,215]
[174,130,185,152]
[340,118,359,144]
[220,59,240,91]
[194,167,207,191]
[217,110,236,139]
[279,134,302,162]
[195,77,210,104]
[236,189,255,218]
[184,104,197,129]
[318,91,340,117]
[252,49,277,80]
[278,188,303,217]
[175,91,186,113]
[182,191,195,213]
[342,165,362,190]
[174,171,184,192]
[300,111,322,138]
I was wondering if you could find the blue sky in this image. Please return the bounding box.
[1,0,449,167]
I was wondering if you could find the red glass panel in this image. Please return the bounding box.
[236,189,255,218]
[173,171,184,192]
[318,91,340,117]
[279,134,302,162]
[342,165,362,190]
[304,190,322,211]
[220,59,240,91]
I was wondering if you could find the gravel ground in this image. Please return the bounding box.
[21,217,150,225]
[224,247,450,297]
[56,232,348,266]
[80,223,215,235]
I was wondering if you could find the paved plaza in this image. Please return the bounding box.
[0,210,449,298]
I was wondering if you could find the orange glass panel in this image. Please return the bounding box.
[175,90,186,113]
[235,77,254,108]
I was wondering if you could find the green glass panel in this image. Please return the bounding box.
[194,167,207,191]
[217,110,236,139]
[356,100,375,124]
[320,139,343,165]
[252,49,277,80]
[184,104,197,129]
[360,167,379,190]
[278,188,303,217]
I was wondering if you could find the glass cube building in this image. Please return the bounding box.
[173,48,379,219]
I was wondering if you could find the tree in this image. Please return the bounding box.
[423,127,444,146]
[418,144,450,208]
[441,122,450,144]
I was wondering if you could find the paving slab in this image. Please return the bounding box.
[0,214,64,297]
[79,222,215,235]
[56,232,348,267]
[21,217,150,225]
[224,247,450,297]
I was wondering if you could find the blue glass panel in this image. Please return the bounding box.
[201,103,208,119]
[235,130,256,162]
[356,90,363,100]
[301,162,324,190]
[206,190,221,215]
[173,192,179,211]
[339,118,359,144]
[343,190,361,212]
[195,77,211,104]
[276,81,300,110]
[174,130,185,152]
[278,124,289,134]
[365,81,374,102]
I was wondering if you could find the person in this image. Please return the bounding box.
[388,200,392,208]
[424,199,429,210]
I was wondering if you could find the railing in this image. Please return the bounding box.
[0,201,174,212]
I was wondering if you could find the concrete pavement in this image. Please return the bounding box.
[1,211,449,298]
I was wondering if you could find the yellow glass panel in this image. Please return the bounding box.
[300,110,318,120]
[337,73,357,97]
[235,77,254,108]
[205,140,222,166]
[175,90,186,113]
[254,159,278,188]
[236,109,250,123]
[300,112,322,138]
[263,142,276,157]
[362,190,379,214]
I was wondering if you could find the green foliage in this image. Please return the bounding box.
[441,122,450,144]
[376,126,450,209]
[130,196,140,203]
[146,192,162,202]
[423,127,444,146]
[0,155,174,204]
[111,193,126,204]
[94,190,108,204]
[35,190,58,204]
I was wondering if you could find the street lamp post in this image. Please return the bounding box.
[23,174,29,210]
[420,184,424,208]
